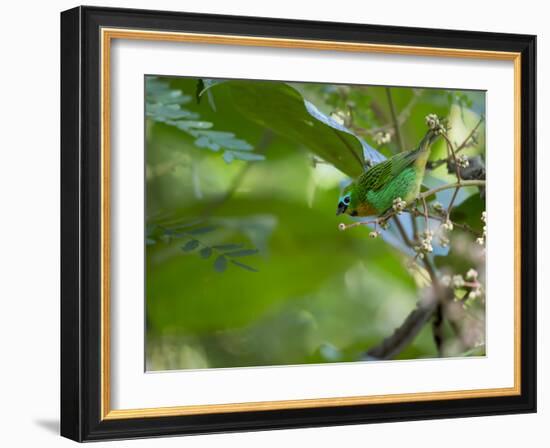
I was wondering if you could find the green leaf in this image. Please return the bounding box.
[200,130,236,140]
[182,239,200,251]
[196,131,253,152]
[450,193,484,233]
[168,219,206,231]
[187,226,217,235]
[147,198,415,334]
[214,255,227,272]
[211,244,243,251]
[147,78,258,162]
[207,80,374,177]
[230,260,258,272]
[224,249,259,258]
[146,103,198,121]
[228,151,265,162]
[200,247,213,259]
[146,238,156,246]
[195,136,221,151]
[145,77,171,96]
[222,151,234,164]
[172,120,213,130]
[151,89,191,105]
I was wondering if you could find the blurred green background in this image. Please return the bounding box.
[145,76,486,370]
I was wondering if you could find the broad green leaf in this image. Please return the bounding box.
[450,193,485,233]
[208,80,369,178]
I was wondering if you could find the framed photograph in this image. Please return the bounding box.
[60,6,536,441]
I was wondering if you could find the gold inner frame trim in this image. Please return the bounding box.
[100,27,522,420]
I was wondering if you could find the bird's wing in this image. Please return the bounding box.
[361,150,419,191]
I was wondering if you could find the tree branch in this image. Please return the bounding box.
[361,122,484,361]
[418,180,485,201]
[427,116,484,170]
[366,297,438,360]
[385,87,405,153]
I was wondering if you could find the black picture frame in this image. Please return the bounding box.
[61,5,536,442]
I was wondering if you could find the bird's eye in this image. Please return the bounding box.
[344,196,351,204]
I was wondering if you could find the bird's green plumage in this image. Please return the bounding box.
[365,167,418,212]
[337,131,436,217]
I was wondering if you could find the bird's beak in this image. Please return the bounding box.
[336,202,347,215]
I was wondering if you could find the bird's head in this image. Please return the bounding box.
[336,184,357,216]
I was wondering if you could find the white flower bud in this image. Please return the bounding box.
[374,131,391,146]
[442,220,453,232]
[457,154,470,168]
[452,275,465,288]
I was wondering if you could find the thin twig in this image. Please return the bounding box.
[455,116,485,152]
[446,186,460,221]
[421,196,429,228]
[393,215,413,247]
[406,209,480,236]
[352,89,422,138]
[385,87,405,153]
[419,180,485,201]
[339,219,378,231]
[428,117,484,170]
[441,133,462,182]
[410,213,419,244]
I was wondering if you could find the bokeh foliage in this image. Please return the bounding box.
[145,76,486,370]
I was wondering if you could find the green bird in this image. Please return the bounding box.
[336,131,438,217]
